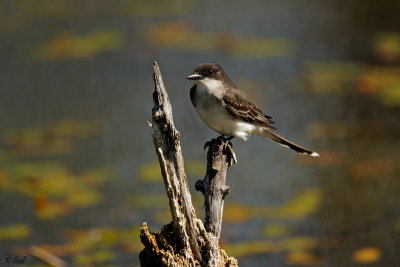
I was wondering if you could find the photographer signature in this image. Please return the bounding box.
[4,254,28,264]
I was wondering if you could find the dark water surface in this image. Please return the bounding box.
[1,1,399,266]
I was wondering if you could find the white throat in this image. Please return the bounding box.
[196,78,225,98]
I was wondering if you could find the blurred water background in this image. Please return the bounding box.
[0,0,400,266]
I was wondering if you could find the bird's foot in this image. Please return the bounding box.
[203,136,237,165]
[204,135,234,150]
[204,140,212,150]
[217,135,234,142]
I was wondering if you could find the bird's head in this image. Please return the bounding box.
[186,62,226,82]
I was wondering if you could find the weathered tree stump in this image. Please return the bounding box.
[195,137,236,239]
[139,62,237,267]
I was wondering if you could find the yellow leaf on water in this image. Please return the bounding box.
[97,228,120,244]
[119,226,145,253]
[225,236,317,257]
[5,161,112,219]
[4,120,105,155]
[138,162,161,182]
[306,121,358,140]
[152,209,172,223]
[145,22,295,58]
[276,188,323,218]
[0,224,31,240]
[15,166,81,197]
[74,250,114,265]
[41,30,123,59]
[51,119,105,138]
[357,67,400,95]
[262,224,292,238]
[128,194,168,208]
[0,169,10,190]
[35,201,69,220]
[380,85,400,106]
[356,66,400,106]
[223,202,251,223]
[373,32,400,63]
[139,160,205,182]
[10,161,64,178]
[67,190,102,208]
[65,229,101,249]
[222,188,323,223]
[185,160,206,177]
[4,128,74,156]
[231,38,296,59]
[285,251,322,266]
[305,61,363,94]
[63,226,144,254]
[225,241,274,257]
[276,236,317,252]
[146,22,191,46]
[353,247,381,264]
[79,167,114,186]
[145,22,215,51]
[252,188,323,219]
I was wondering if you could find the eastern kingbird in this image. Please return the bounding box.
[187,62,319,157]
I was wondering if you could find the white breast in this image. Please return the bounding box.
[194,81,256,140]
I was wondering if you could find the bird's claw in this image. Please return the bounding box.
[217,135,234,142]
[204,135,234,150]
[204,140,212,150]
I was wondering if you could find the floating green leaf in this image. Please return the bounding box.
[185,160,206,177]
[225,236,316,257]
[305,61,363,94]
[4,128,74,156]
[139,162,161,182]
[225,188,323,223]
[145,22,295,58]
[373,32,400,62]
[2,161,113,219]
[41,30,123,59]
[269,188,323,218]
[231,38,295,59]
[128,193,168,208]
[380,85,400,106]
[262,224,292,238]
[67,190,102,208]
[0,224,31,240]
[139,160,205,183]
[74,250,114,265]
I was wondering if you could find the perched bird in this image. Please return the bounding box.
[187,62,319,157]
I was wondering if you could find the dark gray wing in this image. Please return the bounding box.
[190,85,197,107]
[222,88,276,130]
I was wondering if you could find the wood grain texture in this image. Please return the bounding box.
[139,62,237,267]
[195,138,236,239]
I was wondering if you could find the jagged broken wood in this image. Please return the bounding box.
[139,61,237,266]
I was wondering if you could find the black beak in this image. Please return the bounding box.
[186,73,203,80]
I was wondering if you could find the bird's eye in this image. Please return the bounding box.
[209,69,214,74]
